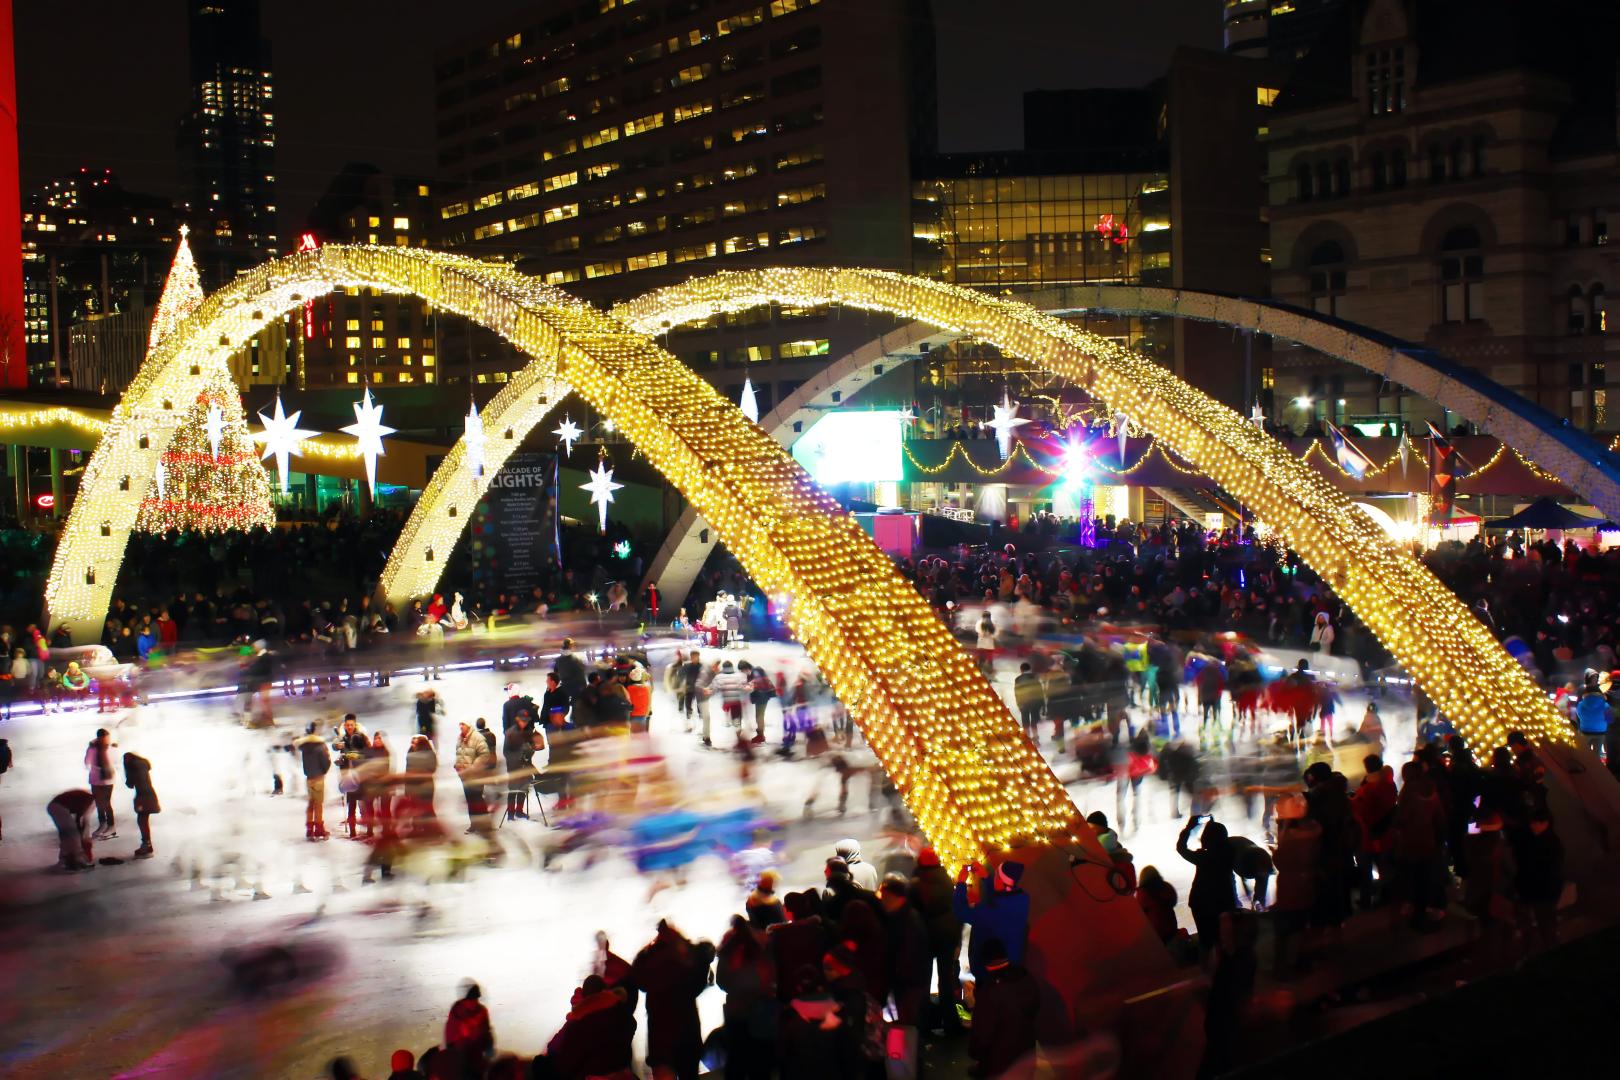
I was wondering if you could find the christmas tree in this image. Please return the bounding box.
[134,228,276,534]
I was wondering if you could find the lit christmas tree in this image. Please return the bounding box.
[133,228,275,534]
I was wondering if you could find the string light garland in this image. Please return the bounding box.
[46,248,1574,873]
[615,267,1575,766]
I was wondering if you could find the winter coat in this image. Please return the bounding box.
[1271,819,1322,913]
[1393,785,1446,862]
[84,740,116,787]
[630,927,715,1071]
[1352,767,1399,855]
[909,864,964,953]
[443,997,491,1056]
[884,904,934,996]
[295,734,331,780]
[544,988,636,1079]
[123,752,161,814]
[969,963,1040,1077]
[1136,879,1179,943]
[953,874,1031,977]
[767,917,829,1002]
[1576,690,1612,734]
[501,694,538,732]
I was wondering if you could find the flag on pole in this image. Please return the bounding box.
[1325,420,1373,479]
[1426,421,1457,522]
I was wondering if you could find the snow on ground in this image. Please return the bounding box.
[0,632,1419,1078]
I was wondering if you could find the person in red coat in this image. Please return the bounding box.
[539,975,636,1079]
[630,920,715,1080]
[1351,754,1398,908]
[443,981,493,1077]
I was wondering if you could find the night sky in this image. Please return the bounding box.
[15,0,1216,240]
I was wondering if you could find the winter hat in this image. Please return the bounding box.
[994,861,1025,890]
[390,1050,416,1073]
[916,846,941,868]
[834,838,862,863]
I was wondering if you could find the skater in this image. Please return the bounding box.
[123,751,160,858]
[415,689,444,741]
[503,712,535,820]
[84,727,118,839]
[48,788,97,870]
[295,722,332,840]
[455,721,496,836]
[335,715,369,839]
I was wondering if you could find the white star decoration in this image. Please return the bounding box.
[987,392,1029,459]
[553,416,582,458]
[580,461,623,532]
[740,378,760,423]
[204,403,226,460]
[255,394,317,495]
[463,401,488,479]
[342,388,396,497]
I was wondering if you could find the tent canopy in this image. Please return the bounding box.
[1485,496,1606,530]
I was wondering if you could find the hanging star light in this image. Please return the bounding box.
[154,457,168,500]
[255,394,317,495]
[204,403,226,460]
[553,416,582,458]
[986,391,1029,459]
[342,388,396,497]
[463,400,488,478]
[580,460,623,532]
[740,377,760,423]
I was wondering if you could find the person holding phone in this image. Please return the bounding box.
[1177,814,1238,962]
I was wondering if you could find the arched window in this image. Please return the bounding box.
[1370,151,1387,192]
[1391,146,1408,187]
[1449,140,1465,181]
[1316,162,1333,199]
[1471,135,1487,176]
[1295,163,1313,202]
[1334,158,1351,197]
[1429,143,1446,183]
[1307,240,1347,316]
[1568,284,1587,336]
[1438,226,1483,323]
[1592,284,1607,334]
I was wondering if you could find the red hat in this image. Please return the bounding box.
[391,1050,415,1072]
[917,846,940,868]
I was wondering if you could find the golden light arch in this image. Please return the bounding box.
[610,267,1573,752]
[46,245,1080,868]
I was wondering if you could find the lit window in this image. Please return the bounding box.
[717,7,765,35]
[543,203,580,224]
[507,212,541,233]
[674,100,714,123]
[672,63,712,86]
[506,182,540,201]
[372,336,387,348]
[345,319,360,331]
[544,268,582,284]
[473,191,504,211]
[472,221,507,240]
[345,336,362,348]
[624,112,665,137]
[723,232,770,254]
[392,216,410,229]
[396,337,411,349]
[543,171,579,192]
[418,184,430,196]
[367,216,380,227]
[778,338,829,358]
[541,76,571,98]
[582,126,620,149]
[585,162,618,181]
[423,356,435,367]
[371,320,385,331]
[543,138,579,161]
[626,250,669,272]
[1256,86,1280,107]
[440,201,470,219]
[770,0,820,14]
[776,182,826,207]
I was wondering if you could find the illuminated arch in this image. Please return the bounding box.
[613,268,1572,750]
[636,280,1620,605]
[48,245,1080,868]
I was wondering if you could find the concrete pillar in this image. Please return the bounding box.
[8,442,26,518]
[48,446,63,517]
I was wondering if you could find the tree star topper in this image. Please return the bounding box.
[463,400,488,478]
[580,461,623,532]
[553,416,582,457]
[255,394,317,494]
[987,391,1029,459]
[342,388,396,496]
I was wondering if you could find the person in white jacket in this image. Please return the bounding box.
[708,660,749,736]
[835,838,880,891]
[1309,612,1335,654]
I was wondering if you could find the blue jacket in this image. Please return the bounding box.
[952,874,1030,978]
[1576,691,1611,734]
